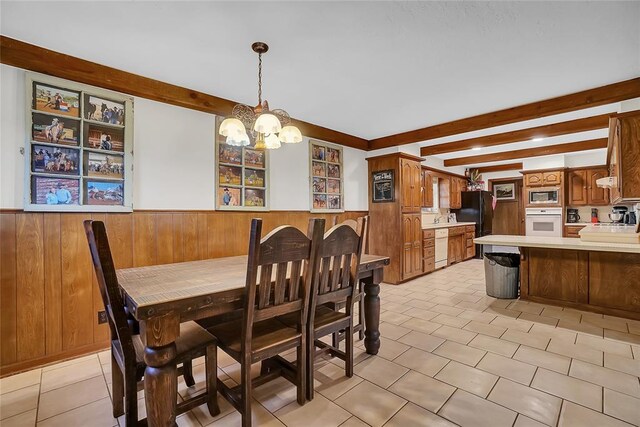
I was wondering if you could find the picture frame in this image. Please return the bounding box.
[372,170,395,203]
[25,72,133,212]
[214,116,269,211]
[309,140,344,213]
[83,94,125,125]
[494,182,516,200]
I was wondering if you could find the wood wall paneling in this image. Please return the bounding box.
[0,210,366,376]
[370,78,640,149]
[444,138,609,167]
[0,36,368,151]
[420,114,610,156]
[0,214,17,365]
[489,179,524,236]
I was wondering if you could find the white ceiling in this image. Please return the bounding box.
[2,1,639,141]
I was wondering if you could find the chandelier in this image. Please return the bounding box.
[218,42,302,149]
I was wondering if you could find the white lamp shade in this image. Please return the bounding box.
[253,113,282,134]
[219,118,246,137]
[226,131,250,147]
[279,125,303,143]
[264,133,281,149]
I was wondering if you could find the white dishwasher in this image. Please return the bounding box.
[434,228,449,269]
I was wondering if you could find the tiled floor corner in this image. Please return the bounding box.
[2,259,639,426]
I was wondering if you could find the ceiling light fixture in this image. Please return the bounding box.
[471,147,482,151]
[218,42,302,149]
[532,137,545,142]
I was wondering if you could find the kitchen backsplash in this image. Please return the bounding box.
[422,208,451,225]
[566,204,634,223]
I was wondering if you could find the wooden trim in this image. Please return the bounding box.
[420,114,610,156]
[421,166,467,180]
[365,152,424,163]
[564,165,608,172]
[0,208,368,214]
[369,78,640,149]
[0,36,368,151]
[444,138,608,167]
[476,163,524,174]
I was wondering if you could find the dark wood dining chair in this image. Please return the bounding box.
[84,220,219,426]
[199,218,324,427]
[329,216,369,344]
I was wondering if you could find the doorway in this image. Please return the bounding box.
[489,178,524,235]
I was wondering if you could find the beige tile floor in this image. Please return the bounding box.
[2,259,640,426]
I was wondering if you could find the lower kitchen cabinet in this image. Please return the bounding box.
[423,229,435,273]
[402,213,423,280]
[564,224,586,238]
[448,226,465,265]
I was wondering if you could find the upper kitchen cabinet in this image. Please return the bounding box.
[421,168,434,208]
[608,111,640,203]
[524,172,544,187]
[401,157,422,212]
[524,170,562,187]
[566,167,609,206]
[438,175,464,209]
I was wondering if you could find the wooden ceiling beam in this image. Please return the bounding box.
[370,78,640,150]
[475,163,524,173]
[444,138,608,167]
[0,36,369,150]
[420,114,610,156]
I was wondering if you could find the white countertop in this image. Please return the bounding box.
[422,222,476,230]
[474,235,640,254]
[564,223,591,226]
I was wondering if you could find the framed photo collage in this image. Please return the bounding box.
[25,73,133,212]
[310,140,344,213]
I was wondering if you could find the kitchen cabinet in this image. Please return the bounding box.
[525,173,544,187]
[608,111,640,203]
[543,171,562,186]
[464,225,476,259]
[423,229,435,273]
[567,168,609,206]
[402,213,423,280]
[447,226,465,265]
[564,225,586,238]
[524,170,562,187]
[401,158,422,212]
[421,169,433,208]
[439,176,464,209]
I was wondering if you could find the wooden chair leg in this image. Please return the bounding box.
[358,286,365,341]
[111,353,125,418]
[205,345,220,417]
[124,368,138,427]
[241,357,252,427]
[331,330,339,349]
[306,328,315,401]
[345,322,354,378]
[183,359,195,387]
[296,337,306,406]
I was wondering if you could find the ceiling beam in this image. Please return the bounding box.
[0,36,369,151]
[420,114,610,156]
[444,138,608,166]
[475,163,524,174]
[370,78,640,150]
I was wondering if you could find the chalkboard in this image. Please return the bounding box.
[372,170,394,202]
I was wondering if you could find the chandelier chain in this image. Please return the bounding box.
[258,52,262,106]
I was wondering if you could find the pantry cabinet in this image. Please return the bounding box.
[421,169,434,208]
[402,213,423,280]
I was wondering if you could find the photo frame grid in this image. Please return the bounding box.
[309,140,344,212]
[25,73,133,212]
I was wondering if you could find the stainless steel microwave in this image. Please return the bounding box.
[527,187,560,205]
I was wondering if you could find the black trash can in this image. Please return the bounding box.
[484,253,520,299]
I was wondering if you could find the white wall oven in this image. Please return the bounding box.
[527,187,560,206]
[525,208,563,237]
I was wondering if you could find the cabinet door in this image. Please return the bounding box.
[609,119,621,203]
[588,168,610,205]
[411,163,422,210]
[543,171,562,186]
[402,214,413,277]
[412,215,422,275]
[401,159,413,212]
[568,170,588,206]
[525,173,544,187]
[422,171,433,207]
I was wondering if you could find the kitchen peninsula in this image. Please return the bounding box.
[475,235,640,320]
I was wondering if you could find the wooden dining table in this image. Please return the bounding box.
[116,253,389,426]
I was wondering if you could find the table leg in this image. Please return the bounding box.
[141,313,180,427]
[363,268,382,355]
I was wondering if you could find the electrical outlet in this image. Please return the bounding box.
[97,310,108,324]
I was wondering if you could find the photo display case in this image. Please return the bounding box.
[215,117,269,210]
[25,73,133,212]
[309,140,344,213]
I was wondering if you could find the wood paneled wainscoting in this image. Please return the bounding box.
[0,209,366,376]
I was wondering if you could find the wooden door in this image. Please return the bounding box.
[587,168,609,205]
[422,171,433,207]
[568,170,588,206]
[525,173,543,187]
[490,178,524,235]
[543,171,562,186]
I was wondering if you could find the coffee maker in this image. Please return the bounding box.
[566,208,580,223]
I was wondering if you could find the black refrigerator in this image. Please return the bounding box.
[451,191,494,259]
